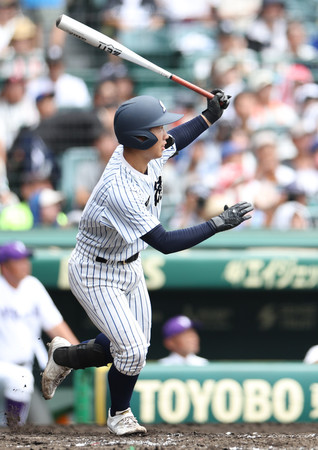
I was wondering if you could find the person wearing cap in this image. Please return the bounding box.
[0,240,79,426]
[0,187,67,230]
[27,44,91,109]
[246,68,299,131]
[158,315,209,366]
[39,91,254,437]
[28,187,67,227]
[0,15,47,82]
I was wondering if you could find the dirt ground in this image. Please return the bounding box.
[1,422,318,449]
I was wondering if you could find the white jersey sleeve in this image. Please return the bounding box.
[27,276,63,331]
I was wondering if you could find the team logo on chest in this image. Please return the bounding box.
[154,176,163,206]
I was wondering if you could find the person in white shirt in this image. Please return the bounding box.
[28,45,91,110]
[0,240,78,426]
[304,346,318,364]
[158,315,209,366]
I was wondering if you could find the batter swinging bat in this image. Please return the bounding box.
[56,14,214,99]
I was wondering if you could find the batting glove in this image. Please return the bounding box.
[202,88,231,125]
[210,201,254,232]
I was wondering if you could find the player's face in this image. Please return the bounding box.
[2,257,31,287]
[148,125,169,159]
[166,328,200,357]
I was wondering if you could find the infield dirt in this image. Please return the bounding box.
[1,422,318,449]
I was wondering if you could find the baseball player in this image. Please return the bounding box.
[42,91,253,435]
[158,315,209,366]
[0,241,79,426]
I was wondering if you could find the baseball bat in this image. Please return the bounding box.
[56,14,214,99]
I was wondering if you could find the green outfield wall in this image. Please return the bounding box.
[74,362,318,425]
[1,229,317,360]
[0,229,316,291]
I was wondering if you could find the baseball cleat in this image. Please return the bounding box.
[41,337,72,400]
[107,408,147,435]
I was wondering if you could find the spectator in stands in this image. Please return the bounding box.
[231,90,258,136]
[0,0,21,58]
[246,68,298,131]
[169,184,208,229]
[0,240,79,426]
[215,22,259,79]
[27,44,91,109]
[294,82,318,133]
[209,133,254,194]
[35,89,56,119]
[210,55,246,101]
[20,0,67,49]
[6,88,59,199]
[285,121,318,198]
[99,60,135,104]
[93,78,120,130]
[246,0,288,57]
[0,15,46,82]
[279,63,314,108]
[28,187,67,227]
[0,186,67,229]
[215,0,261,30]
[160,0,215,24]
[245,130,296,227]
[284,20,318,63]
[73,129,117,210]
[270,183,313,229]
[0,75,39,154]
[202,131,255,226]
[158,315,209,366]
[102,0,164,36]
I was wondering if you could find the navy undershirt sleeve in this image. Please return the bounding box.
[141,222,216,254]
[169,115,209,151]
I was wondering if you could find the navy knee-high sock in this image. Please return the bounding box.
[94,333,113,363]
[108,364,139,416]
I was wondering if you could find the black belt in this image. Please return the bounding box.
[96,253,139,265]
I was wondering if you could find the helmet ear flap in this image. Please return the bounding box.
[119,129,158,150]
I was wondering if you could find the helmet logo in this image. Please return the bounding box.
[159,100,166,113]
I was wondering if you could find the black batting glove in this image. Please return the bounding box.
[210,201,254,233]
[202,88,231,125]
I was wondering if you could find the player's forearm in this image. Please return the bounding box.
[141,222,216,254]
[168,115,209,151]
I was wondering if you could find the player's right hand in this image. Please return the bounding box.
[209,201,254,232]
[202,88,231,125]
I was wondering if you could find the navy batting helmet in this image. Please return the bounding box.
[114,95,183,150]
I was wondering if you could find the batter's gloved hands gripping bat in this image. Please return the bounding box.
[202,88,231,125]
[210,201,254,232]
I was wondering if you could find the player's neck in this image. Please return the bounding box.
[123,148,149,174]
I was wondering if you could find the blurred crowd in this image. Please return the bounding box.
[0,0,318,231]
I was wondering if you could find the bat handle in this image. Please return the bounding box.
[170,74,214,99]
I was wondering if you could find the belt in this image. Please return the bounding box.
[96,253,139,265]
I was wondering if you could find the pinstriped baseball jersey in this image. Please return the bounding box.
[75,143,176,262]
[69,141,176,376]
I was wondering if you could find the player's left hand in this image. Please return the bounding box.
[202,88,231,125]
[210,201,253,232]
